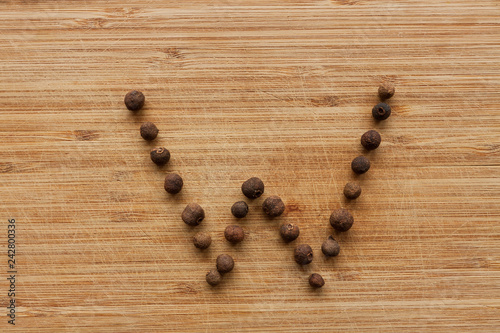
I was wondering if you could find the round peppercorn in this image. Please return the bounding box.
[262,195,285,217]
[224,225,245,244]
[150,147,170,166]
[279,223,300,242]
[361,130,381,150]
[216,254,234,274]
[164,173,183,194]
[343,182,361,200]
[351,155,370,174]
[124,90,145,111]
[231,201,249,218]
[140,122,159,141]
[372,102,391,121]
[241,177,265,199]
[193,232,212,249]
[378,82,395,100]
[321,236,340,257]
[330,208,354,232]
[309,273,325,288]
[294,244,313,265]
[206,269,222,286]
[182,203,205,226]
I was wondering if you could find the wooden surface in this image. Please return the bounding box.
[1,1,499,332]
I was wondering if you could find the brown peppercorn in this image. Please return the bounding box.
[224,225,245,244]
[294,244,313,265]
[309,273,325,288]
[206,269,222,286]
[124,90,145,111]
[351,155,370,174]
[343,182,362,200]
[182,203,205,226]
[150,147,170,166]
[372,102,392,121]
[378,82,395,100]
[321,236,340,257]
[193,232,212,250]
[140,122,159,141]
[164,173,183,194]
[262,195,285,217]
[279,223,300,242]
[231,201,249,218]
[329,208,354,232]
[241,177,265,199]
[216,254,234,274]
[361,130,381,151]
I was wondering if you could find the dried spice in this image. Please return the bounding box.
[124,90,145,111]
[294,244,313,265]
[216,254,234,274]
[351,155,370,174]
[140,122,159,141]
[372,102,391,121]
[164,173,183,194]
[182,203,205,226]
[150,147,170,166]
[193,232,212,250]
[321,236,340,257]
[231,201,249,218]
[279,223,300,242]
[343,182,362,200]
[241,177,265,199]
[378,82,395,100]
[329,208,354,232]
[309,273,325,288]
[206,269,222,286]
[262,195,285,217]
[361,130,381,151]
[224,225,245,244]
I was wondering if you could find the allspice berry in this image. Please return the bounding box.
[343,182,361,200]
[206,269,222,286]
[124,90,145,111]
[361,130,381,150]
[241,177,265,199]
[309,273,325,288]
[216,254,234,274]
[321,236,340,257]
[262,196,285,217]
[294,244,313,265]
[150,147,170,166]
[182,203,205,226]
[224,225,245,244]
[193,232,212,250]
[231,201,249,218]
[378,82,395,100]
[330,208,354,232]
[140,122,159,141]
[164,173,183,194]
[372,102,391,121]
[279,223,300,242]
[351,155,370,174]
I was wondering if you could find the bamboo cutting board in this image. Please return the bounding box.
[0,0,499,332]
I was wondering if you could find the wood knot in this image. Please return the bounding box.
[73,130,99,141]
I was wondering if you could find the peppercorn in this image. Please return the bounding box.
[206,269,222,286]
[378,82,395,100]
[231,201,248,218]
[241,177,264,199]
[262,195,285,217]
[193,232,212,249]
[216,254,234,274]
[343,182,361,200]
[372,102,391,121]
[361,130,381,150]
[309,273,325,288]
[140,122,159,141]
[164,173,183,194]
[150,147,170,166]
[351,155,370,174]
[124,90,145,111]
[224,225,245,244]
[279,223,300,242]
[182,203,205,226]
[329,208,354,232]
[294,244,313,265]
[321,236,340,257]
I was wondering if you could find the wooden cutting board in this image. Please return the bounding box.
[1,1,499,331]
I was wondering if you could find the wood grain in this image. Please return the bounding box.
[0,0,499,331]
